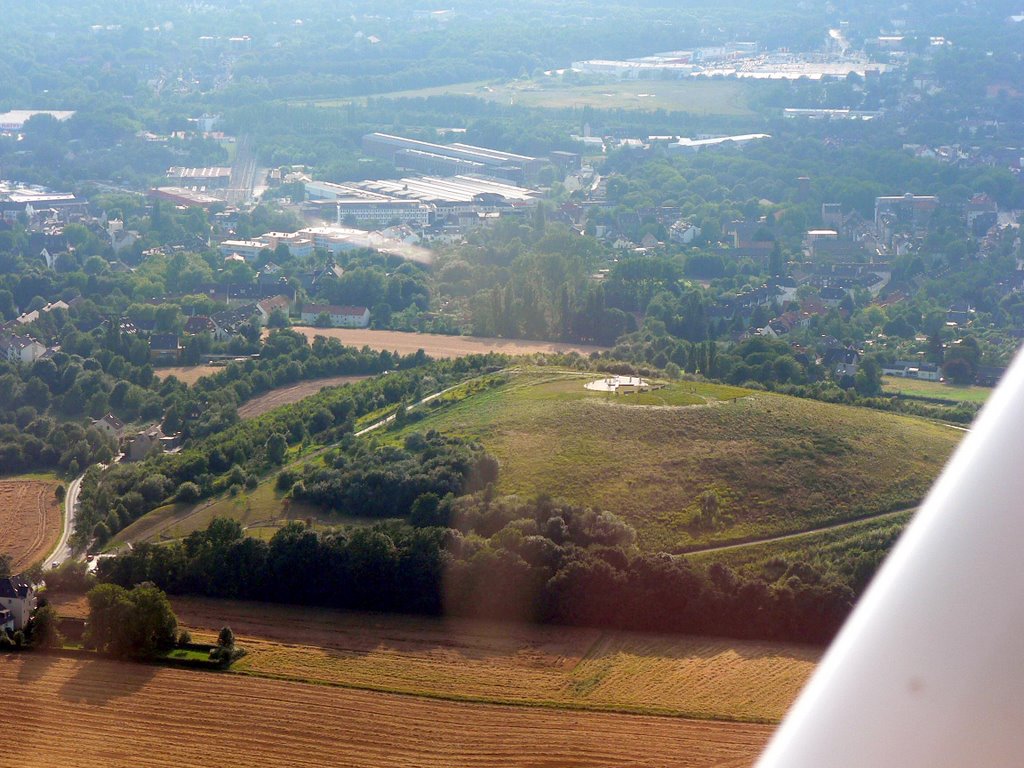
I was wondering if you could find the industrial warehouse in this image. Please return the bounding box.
[304,174,541,227]
[361,132,547,184]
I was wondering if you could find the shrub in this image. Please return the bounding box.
[276,469,297,490]
[176,482,201,503]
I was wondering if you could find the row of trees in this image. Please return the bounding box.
[99,494,855,644]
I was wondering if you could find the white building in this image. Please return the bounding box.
[260,231,315,259]
[0,332,47,364]
[299,304,370,328]
[92,412,126,443]
[257,295,292,323]
[217,239,269,261]
[0,575,37,631]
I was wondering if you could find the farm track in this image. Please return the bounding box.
[683,507,917,556]
[2,655,773,767]
[0,480,62,571]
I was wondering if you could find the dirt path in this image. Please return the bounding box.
[238,375,370,419]
[683,507,916,556]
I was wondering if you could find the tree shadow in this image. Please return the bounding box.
[59,658,156,706]
[12,652,57,684]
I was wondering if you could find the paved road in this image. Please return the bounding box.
[48,470,86,565]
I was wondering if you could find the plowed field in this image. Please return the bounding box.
[237,375,370,419]
[0,479,62,571]
[274,327,607,358]
[2,654,772,767]
[39,596,815,723]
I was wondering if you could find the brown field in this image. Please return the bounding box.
[237,375,370,419]
[50,594,817,723]
[153,365,222,384]
[272,327,608,358]
[0,479,62,571]
[1,654,773,767]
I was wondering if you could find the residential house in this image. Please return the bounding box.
[108,219,140,254]
[819,286,848,307]
[669,219,701,245]
[256,295,292,325]
[298,262,345,293]
[124,425,181,462]
[150,333,182,363]
[0,574,36,631]
[183,315,215,335]
[15,300,68,325]
[946,302,975,328]
[966,193,998,236]
[0,331,47,364]
[299,304,370,328]
[823,346,860,378]
[211,304,258,341]
[761,310,812,338]
[93,413,126,443]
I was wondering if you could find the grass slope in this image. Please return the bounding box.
[394,370,961,552]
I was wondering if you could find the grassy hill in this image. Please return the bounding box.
[388,369,961,552]
[116,367,962,554]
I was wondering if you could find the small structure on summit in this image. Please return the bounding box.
[584,375,651,394]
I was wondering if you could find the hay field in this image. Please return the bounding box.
[49,593,816,722]
[3,654,773,768]
[0,479,62,571]
[140,596,816,723]
[153,365,222,384]
[398,370,961,551]
[237,375,370,419]
[274,327,607,358]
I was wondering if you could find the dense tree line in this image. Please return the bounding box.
[100,495,855,644]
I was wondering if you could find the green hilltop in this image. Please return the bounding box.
[390,368,961,553]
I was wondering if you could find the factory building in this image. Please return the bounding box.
[361,132,546,184]
[305,175,539,227]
